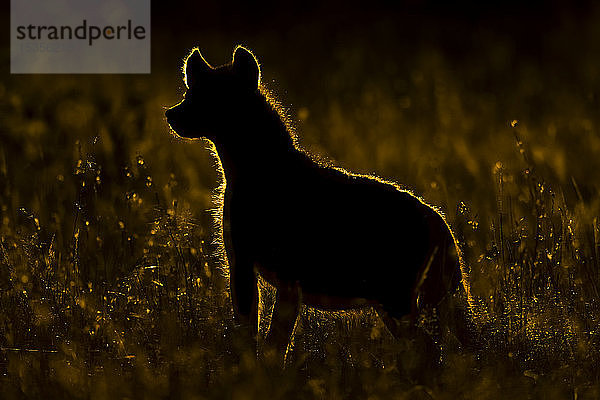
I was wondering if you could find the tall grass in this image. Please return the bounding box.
[458,129,600,388]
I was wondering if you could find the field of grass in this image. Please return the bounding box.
[3,7,600,398]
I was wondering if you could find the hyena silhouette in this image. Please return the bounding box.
[166,46,466,359]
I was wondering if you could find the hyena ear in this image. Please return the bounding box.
[185,48,211,88]
[232,46,260,91]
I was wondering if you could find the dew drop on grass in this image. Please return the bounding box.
[298,107,310,121]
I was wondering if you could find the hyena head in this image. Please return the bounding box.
[165,46,260,141]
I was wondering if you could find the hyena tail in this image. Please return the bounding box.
[413,222,462,315]
[413,218,474,354]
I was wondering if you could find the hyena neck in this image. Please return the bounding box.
[214,91,299,188]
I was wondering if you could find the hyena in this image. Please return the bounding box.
[166,45,468,361]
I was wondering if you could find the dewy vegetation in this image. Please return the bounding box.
[1,47,600,398]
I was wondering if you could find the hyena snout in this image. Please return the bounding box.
[166,105,198,138]
[165,106,183,134]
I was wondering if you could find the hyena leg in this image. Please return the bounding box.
[263,281,301,366]
[231,257,258,335]
[374,294,412,340]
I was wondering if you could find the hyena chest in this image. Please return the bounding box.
[227,190,301,257]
